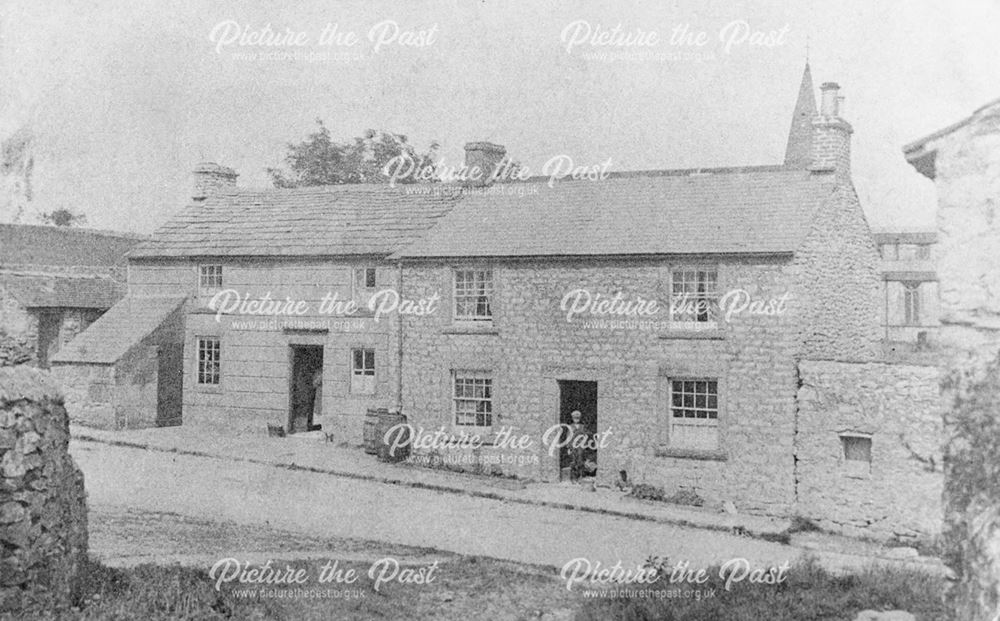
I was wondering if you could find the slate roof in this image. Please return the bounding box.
[50,296,186,364]
[129,185,463,259]
[394,167,836,258]
[0,274,124,309]
[0,224,143,268]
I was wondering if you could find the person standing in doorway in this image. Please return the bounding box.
[567,410,588,482]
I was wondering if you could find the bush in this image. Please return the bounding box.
[629,484,704,507]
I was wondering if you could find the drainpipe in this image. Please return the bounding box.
[395,259,404,413]
[884,278,889,345]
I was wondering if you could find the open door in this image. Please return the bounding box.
[288,345,324,433]
[558,380,598,480]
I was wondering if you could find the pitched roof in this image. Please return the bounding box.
[50,296,186,364]
[784,63,817,167]
[129,185,463,259]
[0,274,124,309]
[0,224,144,268]
[904,97,1000,179]
[393,167,836,259]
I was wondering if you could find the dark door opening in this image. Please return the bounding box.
[35,310,61,368]
[288,345,324,433]
[558,380,598,480]
[156,343,184,427]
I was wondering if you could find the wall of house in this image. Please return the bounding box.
[795,359,943,540]
[792,177,883,361]
[127,259,398,438]
[0,287,37,364]
[399,257,803,514]
[52,304,185,429]
[51,363,116,428]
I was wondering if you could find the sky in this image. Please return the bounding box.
[1,0,998,233]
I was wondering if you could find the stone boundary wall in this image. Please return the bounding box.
[795,358,943,540]
[0,366,88,614]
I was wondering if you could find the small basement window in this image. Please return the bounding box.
[841,435,872,462]
[840,434,872,477]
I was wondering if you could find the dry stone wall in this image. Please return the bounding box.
[0,366,88,614]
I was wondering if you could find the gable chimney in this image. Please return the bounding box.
[192,162,238,200]
[463,142,506,186]
[810,82,853,175]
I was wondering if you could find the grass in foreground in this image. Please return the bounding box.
[10,556,948,620]
[576,557,948,621]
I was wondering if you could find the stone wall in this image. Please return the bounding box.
[0,289,36,365]
[399,257,802,514]
[796,359,943,540]
[50,363,116,428]
[0,366,88,614]
[792,176,883,362]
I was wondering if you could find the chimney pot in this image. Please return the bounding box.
[463,142,506,186]
[820,82,841,117]
[192,162,238,200]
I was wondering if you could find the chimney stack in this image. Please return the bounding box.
[810,82,853,175]
[820,82,840,117]
[192,162,238,200]
[463,142,506,187]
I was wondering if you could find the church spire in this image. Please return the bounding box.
[783,63,817,167]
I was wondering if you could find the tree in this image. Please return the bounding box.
[267,121,440,187]
[38,209,87,227]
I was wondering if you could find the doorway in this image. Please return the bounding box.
[288,345,324,433]
[35,310,61,368]
[156,343,184,427]
[558,380,598,480]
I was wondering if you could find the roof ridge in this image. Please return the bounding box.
[0,223,145,240]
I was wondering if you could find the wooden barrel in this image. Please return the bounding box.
[377,411,411,463]
[363,408,385,455]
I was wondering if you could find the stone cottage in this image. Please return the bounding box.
[52,162,461,432]
[390,66,885,518]
[0,224,141,366]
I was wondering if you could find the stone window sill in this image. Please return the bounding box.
[658,330,724,340]
[655,447,728,461]
[193,384,223,394]
[443,325,499,336]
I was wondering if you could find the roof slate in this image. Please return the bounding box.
[0,224,143,268]
[395,168,835,258]
[0,274,124,309]
[50,296,186,365]
[129,185,463,259]
[129,166,836,261]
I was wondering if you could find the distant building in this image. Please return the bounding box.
[0,224,143,367]
[904,97,1000,350]
[872,229,938,346]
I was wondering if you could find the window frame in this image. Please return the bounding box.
[451,370,494,429]
[198,264,223,296]
[350,347,376,395]
[352,266,378,310]
[667,377,720,451]
[452,268,494,323]
[903,282,921,325]
[195,336,221,387]
[668,266,719,328]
